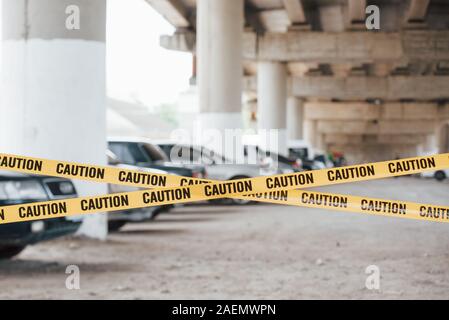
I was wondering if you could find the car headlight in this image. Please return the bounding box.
[0,180,47,200]
[58,181,76,195]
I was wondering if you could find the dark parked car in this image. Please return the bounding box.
[108,138,207,179]
[106,150,172,231]
[0,171,81,259]
[243,145,302,173]
[156,142,283,205]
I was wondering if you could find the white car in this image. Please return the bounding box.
[242,145,299,174]
[287,139,333,170]
[155,142,283,204]
[288,139,314,160]
[106,150,172,231]
[421,169,449,181]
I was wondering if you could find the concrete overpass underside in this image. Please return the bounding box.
[146,0,449,163]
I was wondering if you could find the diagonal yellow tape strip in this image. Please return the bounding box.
[237,190,449,222]
[0,152,448,224]
[0,188,448,224]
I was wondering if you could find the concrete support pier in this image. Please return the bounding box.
[197,0,244,156]
[1,0,108,239]
[257,62,288,155]
[287,97,304,140]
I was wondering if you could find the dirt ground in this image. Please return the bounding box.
[1,177,449,299]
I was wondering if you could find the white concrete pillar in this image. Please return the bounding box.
[287,97,304,140]
[196,0,244,155]
[257,62,288,155]
[439,123,449,153]
[418,123,444,155]
[1,0,107,239]
[417,136,435,155]
[303,119,325,151]
[427,135,438,154]
[316,132,325,151]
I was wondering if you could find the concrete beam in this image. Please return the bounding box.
[160,31,196,52]
[257,9,290,32]
[245,75,449,100]
[160,31,257,57]
[324,134,363,145]
[330,63,353,78]
[405,0,430,23]
[318,4,345,32]
[369,63,395,77]
[161,30,449,63]
[292,76,449,100]
[305,102,380,121]
[328,144,421,164]
[377,134,426,145]
[282,0,306,25]
[303,102,443,121]
[145,0,190,28]
[317,120,436,135]
[348,0,366,23]
[287,62,319,76]
[256,30,449,62]
[324,134,426,145]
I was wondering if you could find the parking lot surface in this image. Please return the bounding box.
[1,177,448,299]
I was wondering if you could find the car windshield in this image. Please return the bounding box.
[289,147,308,160]
[108,142,140,165]
[315,155,327,163]
[266,151,293,164]
[142,143,169,162]
[199,147,227,164]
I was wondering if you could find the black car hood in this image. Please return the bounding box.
[0,170,34,179]
[0,170,69,181]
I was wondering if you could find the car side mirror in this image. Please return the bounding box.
[260,157,273,168]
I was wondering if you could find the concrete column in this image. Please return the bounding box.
[1,0,107,239]
[418,123,444,155]
[439,123,449,153]
[316,132,325,151]
[257,62,288,155]
[303,119,325,151]
[303,120,315,146]
[287,97,304,140]
[417,135,436,155]
[197,0,244,155]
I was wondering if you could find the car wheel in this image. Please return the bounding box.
[0,245,26,259]
[108,220,127,232]
[153,205,172,216]
[229,176,254,205]
[434,171,446,181]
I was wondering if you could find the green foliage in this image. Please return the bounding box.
[153,103,178,126]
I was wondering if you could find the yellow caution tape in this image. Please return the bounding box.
[0,152,448,224]
[1,187,448,225]
[0,152,447,190]
[237,191,449,222]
